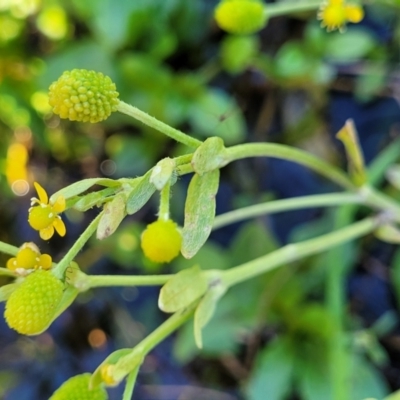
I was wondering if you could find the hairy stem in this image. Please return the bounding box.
[117,101,202,149]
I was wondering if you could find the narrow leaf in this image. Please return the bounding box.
[126,170,156,215]
[191,137,228,175]
[150,157,176,190]
[50,178,121,202]
[194,281,226,348]
[72,187,116,211]
[182,170,220,259]
[97,193,127,240]
[0,283,18,302]
[158,265,208,313]
[386,164,400,191]
[375,224,400,244]
[336,119,367,187]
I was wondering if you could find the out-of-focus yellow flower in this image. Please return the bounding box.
[7,242,52,276]
[6,142,29,196]
[28,182,66,240]
[214,0,268,35]
[318,0,364,32]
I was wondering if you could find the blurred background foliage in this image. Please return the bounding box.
[1,0,400,399]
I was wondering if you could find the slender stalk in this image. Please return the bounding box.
[87,274,172,288]
[115,304,196,375]
[267,0,322,18]
[158,181,171,221]
[52,212,103,280]
[223,216,378,287]
[0,241,19,257]
[117,101,202,149]
[225,144,355,190]
[326,206,354,400]
[122,367,140,400]
[213,192,362,230]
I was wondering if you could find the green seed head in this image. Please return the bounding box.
[4,270,64,335]
[48,69,119,123]
[50,373,108,400]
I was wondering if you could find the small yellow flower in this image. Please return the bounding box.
[141,219,182,263]
[318,0,364,32]
[28,182,66,240]
[7,242,52,276]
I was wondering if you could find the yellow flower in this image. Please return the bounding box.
[318,0,364,32]
[141,219,182,263]
[7,242,52,276]
[28,182,66,240]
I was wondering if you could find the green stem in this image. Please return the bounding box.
[52,212,103,280]
[0,241,19,257]
[122,366,140,400]
[267,0,322,18]
[87,274,172,288]
[117,101,202,149]
[213,192,362,230]
[115,304,196,376]
[158,181,171,221]
[224,143,355,190]
[223,216,378,287]
[361,185,400,223]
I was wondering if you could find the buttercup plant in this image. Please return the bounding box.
[0,1,399,399]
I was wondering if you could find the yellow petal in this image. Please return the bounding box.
[345,5,364,23]
[34,182,48,204]
[38,254,52,270]
[53,217,66,237]
[6,258,17,271]
[52,195,66,213]
[40,225,54,240]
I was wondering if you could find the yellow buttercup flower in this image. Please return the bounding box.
[318,0,364,32]
[28,182,66,240]
[141,219,182,263]
[7,242,52,276]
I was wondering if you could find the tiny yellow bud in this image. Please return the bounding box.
[214,0,267,35]
[48,69,119,123]
[141,219,182,263]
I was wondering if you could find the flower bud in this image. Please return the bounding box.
[48,69,119,123]
[4,270,63,335]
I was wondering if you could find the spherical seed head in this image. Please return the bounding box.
[214,0,267,35]
[50,373,108,400]
[141,219,182,263]
[4,270,64,335]
[48,69,119,123]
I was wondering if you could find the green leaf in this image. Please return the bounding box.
[194,280,226,348]
[50,178,121,202]
[97,193,127,240]
[375,224,400,244]
[325,28,377,63]
[150,157,176,190]
[386,389,400,400]
[181,170,220,259]
[72,187,116,211]
[247,337,295,400]
[0,283,18,302]
[126,170,156,215]
[220,34,259,74]
[0,267,17,277]
[386,164,400,191]
[191,137,228,175]
[158,265,208,313]
[188,89,246,145]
